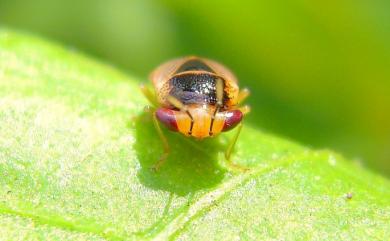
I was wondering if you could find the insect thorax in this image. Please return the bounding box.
[168,72,228,106]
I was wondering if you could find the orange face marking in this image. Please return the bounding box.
[174,111,192,136]
[174,105,215,139]
[151,56,247,140]
[190,107,212,138]
[155,105,243,139]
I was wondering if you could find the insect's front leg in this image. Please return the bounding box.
[236,87,251,116]
[223,88,251,172]
[239,105,251,115]
[236,88,251,116]
[140,84,170,171]
[224,123,249,172]
[237,88,250,104]
[150,111,170,171]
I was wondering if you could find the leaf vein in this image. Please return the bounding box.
[150,152,305,241]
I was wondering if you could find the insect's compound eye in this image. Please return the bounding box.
[222,110,243,132]
[155,108,179,131]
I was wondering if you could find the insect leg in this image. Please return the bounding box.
[166,95,194,135]
[237,88,250,105]
[239,105,251,115]
[225,122,242,161]
[224,123,249,172]
[209,78,224,135]
[140,84,158,107]
[150,110,170,171]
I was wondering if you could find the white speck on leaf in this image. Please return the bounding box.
[328,155,337,166]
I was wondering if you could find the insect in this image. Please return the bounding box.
[140,56,250,171]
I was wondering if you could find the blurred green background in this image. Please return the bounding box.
[0,0,389,176]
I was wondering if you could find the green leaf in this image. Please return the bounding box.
[0,29,389,240]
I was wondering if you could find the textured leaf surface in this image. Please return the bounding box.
[0,30,389,240]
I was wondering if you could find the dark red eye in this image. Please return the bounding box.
[222,110,243,132]
[155,108,178,131]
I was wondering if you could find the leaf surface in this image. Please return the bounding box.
[0,30,389,240]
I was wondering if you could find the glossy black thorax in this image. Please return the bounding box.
[168,59,228,106]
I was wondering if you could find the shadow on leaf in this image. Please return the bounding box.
[133,111,226,196]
